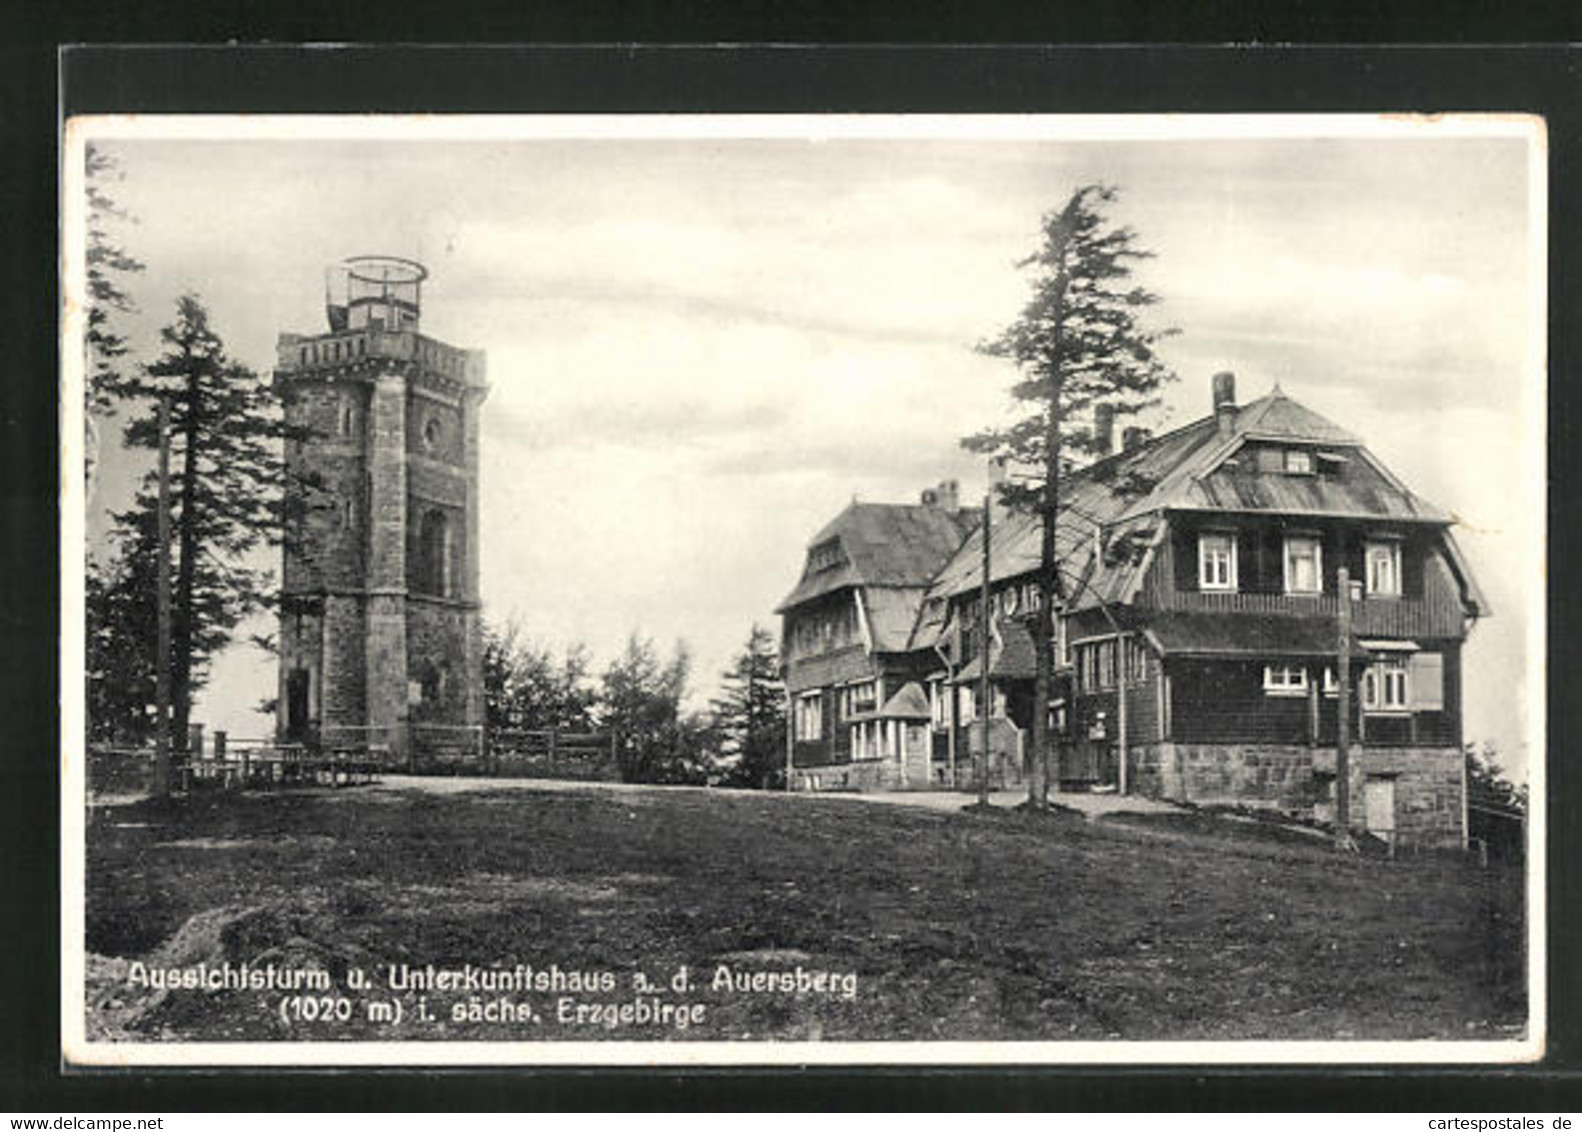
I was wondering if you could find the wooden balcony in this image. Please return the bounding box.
[1151,590,1463,639]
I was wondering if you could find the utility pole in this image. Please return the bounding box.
[978,492,992,807]
[1335,566,1354,849]
[153,396,172,798]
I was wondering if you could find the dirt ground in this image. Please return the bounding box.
[82,779,1527,1044]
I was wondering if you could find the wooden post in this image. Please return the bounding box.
[1336,566,1354,848]
[1307,670,1320,749]
[784,692,794,791]
[153,397,172,798]
[979,492,991,806]
[945,668,957,790]
[1117,635,1129,796]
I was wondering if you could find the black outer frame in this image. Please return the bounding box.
[9,42,1579,1111]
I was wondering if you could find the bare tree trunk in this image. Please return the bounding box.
[1030,253,1069,810]
[172,362,201,749]
[1031,397,1061,810]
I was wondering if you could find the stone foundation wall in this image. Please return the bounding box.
[1129,741,1464,848]
[792,751,930,793]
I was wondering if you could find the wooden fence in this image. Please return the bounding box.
[483,727,619,781]
[86,723,622,796]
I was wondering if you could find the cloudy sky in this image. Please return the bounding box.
[72,117,1544,777]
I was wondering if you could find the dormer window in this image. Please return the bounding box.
[1284,449,1314,475]
[1198,532,1238,592]
[808,538,845,574]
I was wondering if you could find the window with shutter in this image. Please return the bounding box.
[1409,652,1445,710]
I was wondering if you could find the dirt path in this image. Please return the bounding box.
[372,773,1179,820]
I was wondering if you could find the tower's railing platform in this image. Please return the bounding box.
[277,327,483,386]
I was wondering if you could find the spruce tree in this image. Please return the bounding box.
[965,185,1177,807]
[712,624,787,789]
[83,143,145,490]
[100,295,292,747]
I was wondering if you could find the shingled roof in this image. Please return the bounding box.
[776,501,978,612]
[926,387,1458,619]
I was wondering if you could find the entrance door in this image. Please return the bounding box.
[1365,776,1397,837]
[285,669,311,739]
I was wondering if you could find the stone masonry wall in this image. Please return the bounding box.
[1130,741,1464,848]
[406,598,471,726]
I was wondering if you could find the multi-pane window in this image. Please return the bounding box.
[1362,659,1409,712]
[929,678,951,731]
[1366,540,1402,597]
[1124,637,1146,683]
[1284,535,1323,595]
[1198,533,1237,591]
[1284,449,1314,474]
[1098,639,1118,688]
[1075,638,1139,690]
[1263,663,1309,696]
[840,680,877,719]
[807,538,844,573]
[794,692,823,741]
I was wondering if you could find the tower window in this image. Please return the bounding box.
[419,509,452,597]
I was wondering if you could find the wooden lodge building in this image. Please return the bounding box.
[776,372,1488,847]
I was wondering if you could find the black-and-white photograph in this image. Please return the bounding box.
[61,114,1545,1066]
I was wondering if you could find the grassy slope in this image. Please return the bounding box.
[83,783,1526,1043]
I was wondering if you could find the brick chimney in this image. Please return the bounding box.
[987,456,1008,494]
[1094,403,1115,456]
[1122,425,1152,451]
[937,478,960,512]
[1212,371,1238,439]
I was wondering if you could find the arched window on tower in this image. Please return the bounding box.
[418,508,452,597]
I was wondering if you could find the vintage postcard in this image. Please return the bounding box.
[60,113,1546,1067]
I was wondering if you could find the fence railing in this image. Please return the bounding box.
[87,722,622,791]
[483,728,618,782]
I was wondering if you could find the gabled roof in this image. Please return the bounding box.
[877,681,932,720]
[777,501,977,612]
[863,587,926,652]
[953,617,1038,683]
[925,387,1461,620]
[1110,389,1446,524]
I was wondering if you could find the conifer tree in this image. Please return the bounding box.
[83,143,145,490]
[100,295,292,747]
[965,185,1177,807]
[712,623,787,789]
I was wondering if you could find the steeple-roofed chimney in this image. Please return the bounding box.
[1094,403,1115,456]
[1212,371,1237,439]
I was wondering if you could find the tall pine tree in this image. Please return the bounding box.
[712,623,786,789]
[965,185,1176,807]
[100,295,292,747]
[83,143,145,491]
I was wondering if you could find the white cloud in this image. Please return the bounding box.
[85,129,1541,769]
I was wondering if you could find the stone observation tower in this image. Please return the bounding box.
[274,255,489,758]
